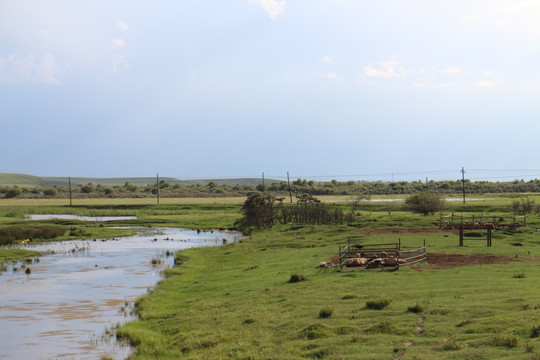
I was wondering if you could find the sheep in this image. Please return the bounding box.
[345,258,357,267]
[380,252,399,267]
[316,261,333,268]
[383,256,399,267]
[366,259,382,269]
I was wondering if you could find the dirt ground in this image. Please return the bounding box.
[421,252,519,269]
[356,227,444,234]
[335,253,521,271]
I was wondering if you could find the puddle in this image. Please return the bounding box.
[26,214,138,221]
[0,228,243,360]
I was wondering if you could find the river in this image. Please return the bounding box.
[0,226,243,360]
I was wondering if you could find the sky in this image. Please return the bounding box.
[1,0,539,182]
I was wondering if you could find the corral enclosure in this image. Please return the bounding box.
[339,237,427,268]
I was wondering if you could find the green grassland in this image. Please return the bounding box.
[114,224,540,360]
[2,195,540,359]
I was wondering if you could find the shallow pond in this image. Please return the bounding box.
[0,228,242,360]
[26,214,138,221]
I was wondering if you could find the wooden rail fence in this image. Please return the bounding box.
[339,237,427,268]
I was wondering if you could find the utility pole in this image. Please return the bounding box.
[262,172,265,189]
[156,173,160,204]
[68,177,72,207]
[287,171,292,203]
[461,167,466,204]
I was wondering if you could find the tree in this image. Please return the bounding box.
[511,196,538,215]
[405,191,445,215]
[236,193,275,229]
[80,183,94,193]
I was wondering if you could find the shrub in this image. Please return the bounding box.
[43,187,58,196]
[0,225,67,245]
[440,339,461,351]
[405,191,445,215]
[318,307,333,319]
[492,335,518,348]
[4,186,22,199]
[530,325,540,338]
[365,298,391,310]
[289,273,308,283]
[407,304,424,313]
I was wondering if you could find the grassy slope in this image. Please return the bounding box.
[0,172,273,187]
[0,173,49,187]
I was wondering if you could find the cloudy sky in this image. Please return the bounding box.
[1,0,539,181]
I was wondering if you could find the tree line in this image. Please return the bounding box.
[2,178,540,199]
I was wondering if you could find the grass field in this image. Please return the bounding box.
[2,195,540,359]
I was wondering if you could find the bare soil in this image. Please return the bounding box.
[421,252,518,269]
[356,227,443,234]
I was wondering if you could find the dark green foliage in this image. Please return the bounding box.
[530,325,540,338]
[405,191,445,215]
[276,194,346,225]
[288,273,308,283]
[318,307,333,318]
[511,196,539,215]
[80,183,94,193]
[0,226,67,245]
[5,176,540,199]
[42,187,58,196]
[69,227,91,237]
[365,298,391,310]
[4,186,22,198]
[236,193,276,229]
[407,304,424,313]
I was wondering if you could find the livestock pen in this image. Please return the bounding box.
[339,237,427,269]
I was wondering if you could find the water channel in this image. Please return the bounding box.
[0,222,243,360]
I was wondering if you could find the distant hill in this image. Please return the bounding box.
[0,173,278,187]
[0,173,50,187]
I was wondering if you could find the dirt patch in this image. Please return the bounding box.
[357,227,442,234]
[421,253,518,269]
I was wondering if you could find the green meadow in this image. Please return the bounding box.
[1,195,540,359]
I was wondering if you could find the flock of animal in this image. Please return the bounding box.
[317,252,401,269]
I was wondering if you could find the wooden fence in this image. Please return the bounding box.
[339,237,427,268]
[440,213,526,230]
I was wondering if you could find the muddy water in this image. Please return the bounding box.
[0,228,242,360]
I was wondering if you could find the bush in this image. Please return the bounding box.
[407,304,424,313]
[530,325,540,338]
[0,226,67,245]
[492,335,518,348]
[405,191,445,215]
[365,298,391,310]
[43,187,58,196]
[4,186,22,199]
[288,273,308,283]
[318,307,334,318]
